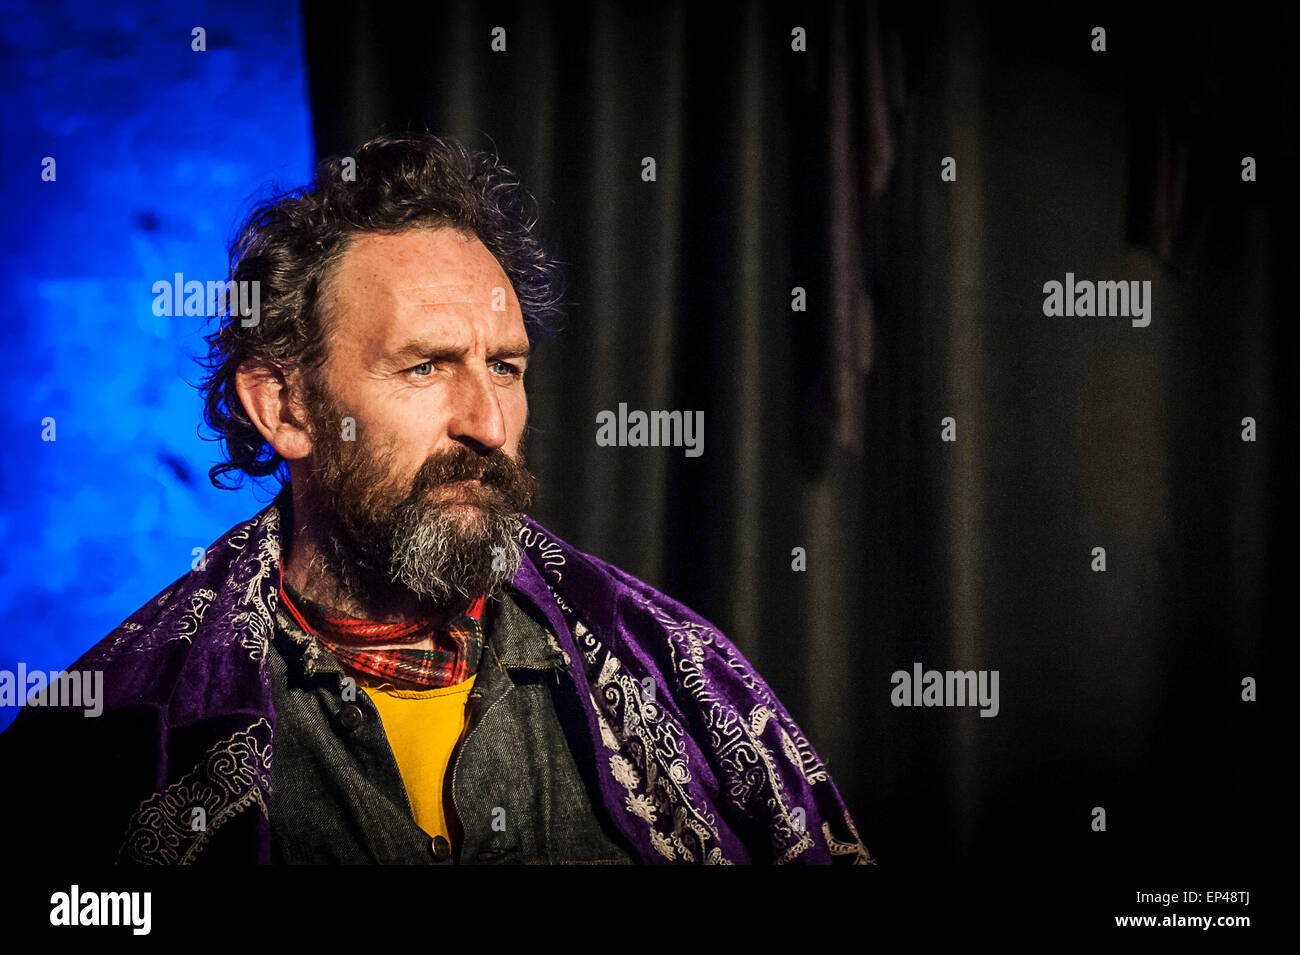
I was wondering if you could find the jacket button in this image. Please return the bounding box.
[338,703,364,731]
[430,836,451,861]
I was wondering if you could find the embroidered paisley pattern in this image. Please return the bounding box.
[572,619,726,863]
[513,529,872,865]
[627,592,816,863]
[222,520,281,663]
[116,718,273,865]
[101,508,281,664]
[644,592,871,864]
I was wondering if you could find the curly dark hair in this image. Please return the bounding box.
[198,133,563,490]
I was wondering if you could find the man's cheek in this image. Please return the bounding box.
[507,395,528,452]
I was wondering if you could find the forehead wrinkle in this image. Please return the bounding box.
[394,282,513,307]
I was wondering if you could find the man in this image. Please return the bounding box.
[0,134,870,865]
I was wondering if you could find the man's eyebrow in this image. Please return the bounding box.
[489,341,531,360]
[387,339,531,362]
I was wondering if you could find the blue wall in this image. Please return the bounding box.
[0,0,314,730]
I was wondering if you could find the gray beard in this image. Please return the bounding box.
[384,502,525,603]
[320,500,525,609]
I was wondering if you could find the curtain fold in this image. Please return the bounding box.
[302,0,1283,867]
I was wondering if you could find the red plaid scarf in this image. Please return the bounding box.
[279,578,486,689]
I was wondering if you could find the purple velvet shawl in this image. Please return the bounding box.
[65,495,871,865]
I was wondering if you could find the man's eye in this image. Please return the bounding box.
[409,362,434,377]
[490,361,522,378]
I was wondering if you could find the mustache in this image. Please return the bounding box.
[404,444,534,510]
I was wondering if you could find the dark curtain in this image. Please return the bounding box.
[303,0,1290,869]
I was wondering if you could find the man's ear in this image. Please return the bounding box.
[234,360,314,460]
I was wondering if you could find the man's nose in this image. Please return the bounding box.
[445,366,507,453]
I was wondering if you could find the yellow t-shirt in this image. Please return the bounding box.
[360,674,477,841]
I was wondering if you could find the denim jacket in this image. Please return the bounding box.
[268,586,637,864]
